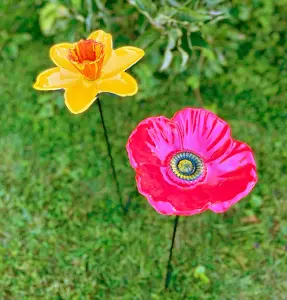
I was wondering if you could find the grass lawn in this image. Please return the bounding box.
[0,42,286,299]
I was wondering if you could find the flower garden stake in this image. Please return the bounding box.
[34,30,144,209]
[165,215,179,289]
[96,95,123,208]
[126,108,258,288]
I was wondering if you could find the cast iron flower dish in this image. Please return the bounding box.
[33,30,145,208]
[34,30,144,114]
[126,108,257,215]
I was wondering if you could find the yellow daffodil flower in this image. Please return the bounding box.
[33,30,145,114]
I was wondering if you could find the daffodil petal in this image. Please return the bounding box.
[50,43,77,72]
[88,30,113,63]
[64,78,98,114]
[33,67,79,90]
[98,72,138,96]
[102,46,144,78]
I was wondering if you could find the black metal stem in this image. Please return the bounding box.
[165,216,179,289]
[96,96,123,208]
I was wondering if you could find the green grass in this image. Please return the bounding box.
[0,42,286,299]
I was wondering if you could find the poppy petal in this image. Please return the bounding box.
[64,79,98,114]
[33,67,79,90]
[135,141,257,215]
[172,108,232,162]
[50,43,77,73]
[88,30,113,63]
[136,164,211,215]
[127,117,182,168]
[206,140,257,210]
[102,46,144,78]
[98,72,138,96]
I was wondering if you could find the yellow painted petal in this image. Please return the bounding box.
[33,67,79,90]
[88,30,113,63]
[50,43,77,72]
[102,46,144,78]
[98,72,138,96]
[64,78,98,114]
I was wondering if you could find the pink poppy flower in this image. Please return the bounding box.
[126,108,257,215]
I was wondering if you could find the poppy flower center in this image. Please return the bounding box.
[177,159,195,175]
[170,152,205,181]
[68,39,105,81]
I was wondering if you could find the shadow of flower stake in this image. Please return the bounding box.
[34,30,144,210]
[126,108,258,288]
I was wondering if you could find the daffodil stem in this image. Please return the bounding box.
[96,96,123,209]
[165,215,179,289]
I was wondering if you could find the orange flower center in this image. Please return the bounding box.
[68,39,105,81]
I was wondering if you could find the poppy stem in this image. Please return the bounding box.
[96,96,123,209]
[165,215,179,289]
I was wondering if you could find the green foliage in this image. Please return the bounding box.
[194,265,210,284]
[39,2,74,36]
[0,32,32,59]
[3,0,285,102]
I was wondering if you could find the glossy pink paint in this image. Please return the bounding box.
[127,108,257,216]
